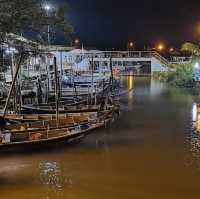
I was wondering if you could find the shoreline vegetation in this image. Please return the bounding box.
[153,41,200,88]
[153,63,195,88]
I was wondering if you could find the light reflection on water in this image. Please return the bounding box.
[39,162,63,190]
[127,75,134,105]
[1,77,200,198]
[188,103,200,165]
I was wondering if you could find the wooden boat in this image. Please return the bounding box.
[0,119,111,152]
[4,113,90,123]
[30,96,88,107]
[0,109,114,151]
[20,102,118,114]
[0,56,118,153]
[0,106,120,124]
[3,110,110,123]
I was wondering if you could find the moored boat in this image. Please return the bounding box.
[0,118,111,152]
[21,104,115,114]
[3,109,112,123]
[0,109,114,152]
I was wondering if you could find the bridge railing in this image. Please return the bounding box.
[84,51,155,59]
[83,51,170,67]
[84,51,167,62]
[152,52,169,66]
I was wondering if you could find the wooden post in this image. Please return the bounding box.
[60,51,63,98]
[54,57,59,127]
[10,52,17,113]
[46,55,50,103]
[17,64,22,114]
[109,56,114,90]
[3,53,24,117]
[91,56,94,104]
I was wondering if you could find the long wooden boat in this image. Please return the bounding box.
[0,110,114,152]
[3,110,111,123]
[21,104,100,114]
[0,119,111,152]
[31,96,88,107]
[20,102,118,114]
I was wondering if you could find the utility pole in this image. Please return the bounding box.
[54,57,59,126]
[91,56,94,104]
[109,56,114,90]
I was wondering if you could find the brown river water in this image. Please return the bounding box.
[0,77,200,199]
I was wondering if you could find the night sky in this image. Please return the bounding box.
[58,0,200,50]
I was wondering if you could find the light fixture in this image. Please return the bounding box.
[43,4,51,11]
[5,47,17,54]
[157,44,164,51]
[195,62,199,69]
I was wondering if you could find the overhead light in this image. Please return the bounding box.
[195,62,199,69]
[43,4,51,11]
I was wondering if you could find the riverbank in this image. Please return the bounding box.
[153,63,195,88]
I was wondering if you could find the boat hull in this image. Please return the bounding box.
[0,119,112,153]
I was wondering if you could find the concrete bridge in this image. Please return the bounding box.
[76,51,170,75]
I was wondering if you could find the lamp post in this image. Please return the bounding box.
[157,44,164,52]
[74,39,80,47]
[129,42,134,48]
[43,3,52,102]
[43,4,52,44]
[127,41,134,57]
[127,41,134,50]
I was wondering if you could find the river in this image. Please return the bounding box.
[0,77,200,199]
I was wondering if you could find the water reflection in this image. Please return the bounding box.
[127,75,134,105]
[191,102,200,133]
[127,75,134,91]
[186,103,200,168]
[2,77,200,199]
[40,162,62,188]
[39,161,67,196]
[150,78,166,98]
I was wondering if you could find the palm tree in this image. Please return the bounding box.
[181,42,200,56]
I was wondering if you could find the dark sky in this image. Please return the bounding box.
[58,0,200,50]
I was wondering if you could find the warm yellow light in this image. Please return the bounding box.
[157,44,164,51]
[128,75,134,90]
[197,23,200,34]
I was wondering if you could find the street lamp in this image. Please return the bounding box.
[127,41,134,57]
[157,44,164,52]
[74,39,80,46]
[43,3,52,44]
[129,42,134,48]
[127,41,134,50]
[195,62,199,69]
[44,4,51,11]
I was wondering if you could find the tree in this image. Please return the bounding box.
[0,0,73,75]
[181,42,200,56]
[0,0,73,44]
